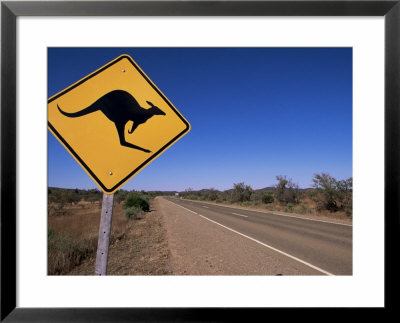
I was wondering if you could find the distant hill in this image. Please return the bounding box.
[254,187,276,192]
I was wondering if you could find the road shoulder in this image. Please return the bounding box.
[159,197,323,275]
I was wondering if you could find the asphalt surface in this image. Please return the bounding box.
[163,197,352,275]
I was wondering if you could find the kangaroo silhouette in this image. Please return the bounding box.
[57,90,166,153]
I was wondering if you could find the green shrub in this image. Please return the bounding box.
[275,176,300,204]
[312,173,352,215]
[123,206,143,219]
[123,191,150,212]
[203,188,218,201]
[231,182,253,203]
[262,193,274,204]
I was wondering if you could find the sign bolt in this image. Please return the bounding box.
[109,171,113,175]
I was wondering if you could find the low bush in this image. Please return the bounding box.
[123,191,150,212]
[123,206,143,220]
[262,193,274,204]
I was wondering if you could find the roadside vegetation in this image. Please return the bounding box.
[179,173,352,218]
[48,173,351,275]
[48,188,153,275]
[122,191,150,219]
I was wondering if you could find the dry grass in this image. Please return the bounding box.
[48,197,171,275]
[48,200,129,275]
[68,201,172,275]
[263,197,350,219]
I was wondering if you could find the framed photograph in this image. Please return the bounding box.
[1,0,398,321]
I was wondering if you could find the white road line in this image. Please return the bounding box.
[232,212,248,218]
[202,206,209,208]
[166,199,334,276]
[170,202,198,214]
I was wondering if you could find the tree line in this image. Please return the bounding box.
[179,173,352,217]
[48,172,352,217]
[48,187,175,206]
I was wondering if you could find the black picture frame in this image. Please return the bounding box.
[1,0,399,321]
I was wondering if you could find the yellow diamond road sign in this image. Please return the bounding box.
[48,54,190,194]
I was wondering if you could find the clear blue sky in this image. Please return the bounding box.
[48,47,352,192]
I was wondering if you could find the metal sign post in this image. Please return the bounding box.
[94,193,115,275]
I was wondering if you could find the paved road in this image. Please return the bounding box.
[163,197,352,275]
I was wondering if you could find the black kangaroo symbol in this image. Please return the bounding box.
[57,90,166,153]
